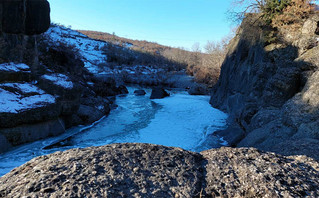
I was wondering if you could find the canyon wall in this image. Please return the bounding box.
[211,14,319,160]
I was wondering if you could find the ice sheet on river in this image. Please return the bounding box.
[69,89,228,151]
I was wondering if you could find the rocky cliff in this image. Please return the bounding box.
[0,0,50,35]
[1,143,319,197]
[210,14,319,160]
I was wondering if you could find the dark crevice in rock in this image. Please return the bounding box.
[315,21,319,35]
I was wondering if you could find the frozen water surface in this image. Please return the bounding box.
[0,87,227,177]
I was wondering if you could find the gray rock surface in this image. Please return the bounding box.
[213,126,245,147]
[0,144,204,198]
[202,147,319,197]
[1,144,319,197]
[0,119,65,153]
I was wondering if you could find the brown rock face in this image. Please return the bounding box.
[1,144,319,197]
[0,0,50,35]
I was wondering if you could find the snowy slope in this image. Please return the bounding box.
[44,25,164,76]
[44,25,107,74]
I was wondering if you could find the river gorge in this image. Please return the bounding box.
[0,87,227,177]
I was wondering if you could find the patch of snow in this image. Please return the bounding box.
[41,73,73,89]
[0,63,30,73]
[1,83,45,94]
[44,26,107,74]
[0,86,56,114]
[124,43,133,48]
[97,105,104,111]
[87,82,94,86]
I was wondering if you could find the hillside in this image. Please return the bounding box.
[79,30,222,85]
[78,30,175,54]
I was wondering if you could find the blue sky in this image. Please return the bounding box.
[48,0,233,50]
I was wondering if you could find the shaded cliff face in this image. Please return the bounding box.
[0,0,50,35]
[210,14,319,160]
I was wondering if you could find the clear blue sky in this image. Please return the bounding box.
[48,0,233,50]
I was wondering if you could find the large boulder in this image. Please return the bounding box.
[76,105,104,125]
[91,77,120,97]
[1,144,319,197]
[0,0,50,35]
[134,89,146,96]
[188,84,208,95]
[150,87,169,99]
[117,85,129,94]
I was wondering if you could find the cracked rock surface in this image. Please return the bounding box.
[1,144,319,197]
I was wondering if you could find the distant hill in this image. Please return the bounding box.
[78,30,179,54]
[78,30,222,85]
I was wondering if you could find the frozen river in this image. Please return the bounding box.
[0,87,227,176]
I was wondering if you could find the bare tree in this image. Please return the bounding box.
[191,42,201,53]
[228,0,267,22]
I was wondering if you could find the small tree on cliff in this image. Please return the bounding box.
[230,0,316,26]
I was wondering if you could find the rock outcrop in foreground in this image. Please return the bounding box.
[1,143,319,197]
